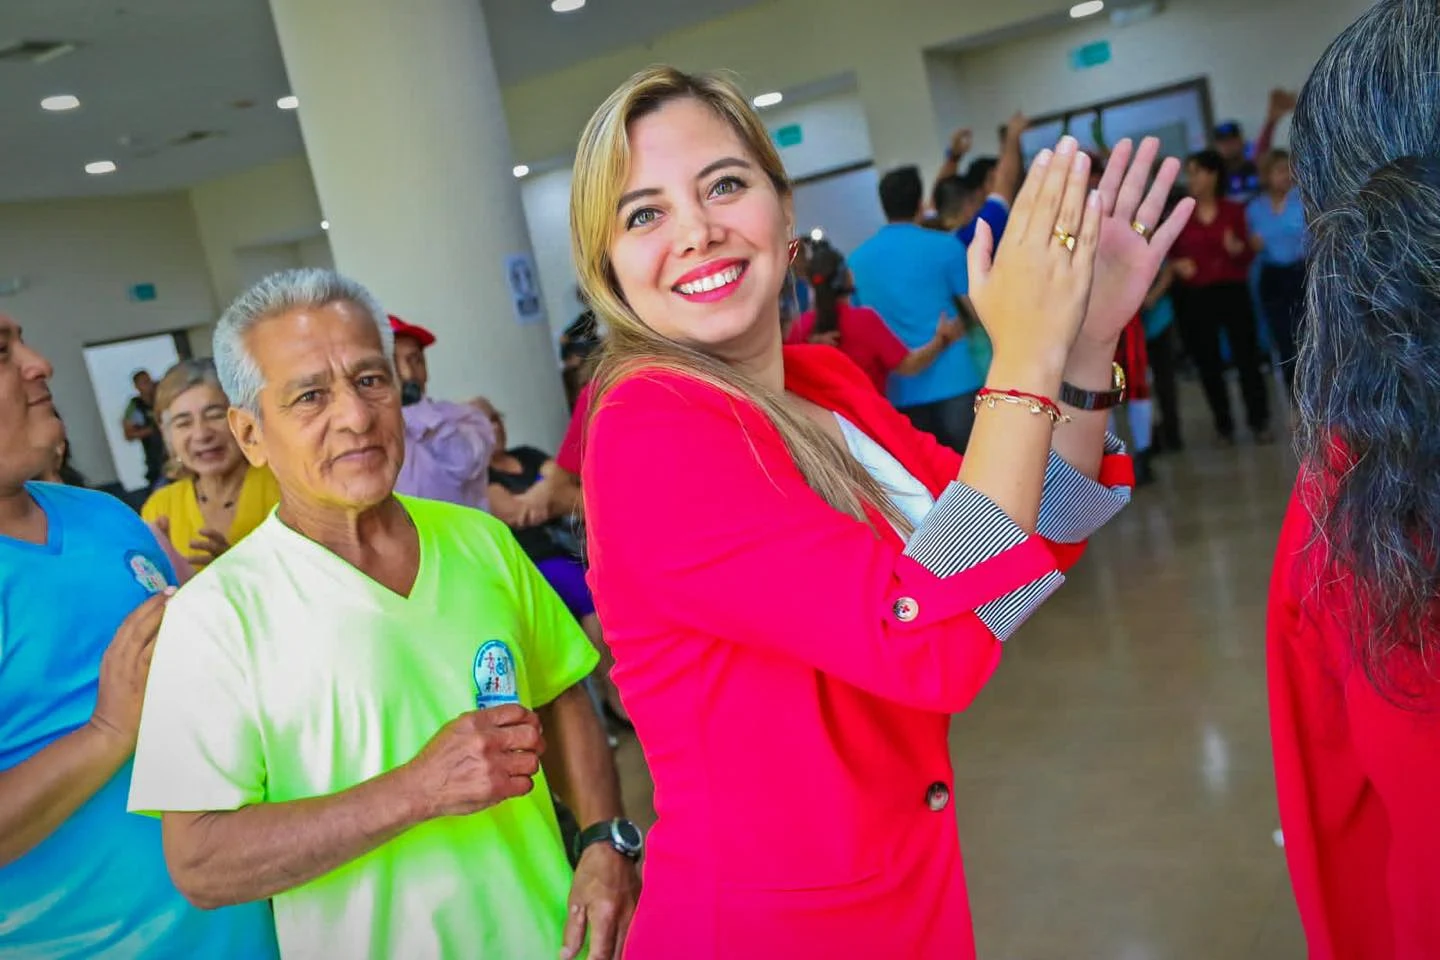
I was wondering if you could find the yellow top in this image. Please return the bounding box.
[142,466,281,562]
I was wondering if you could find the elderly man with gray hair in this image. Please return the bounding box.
[127,268,642,960]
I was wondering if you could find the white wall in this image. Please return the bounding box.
[519,167,583,369]
[761,92,873,180]
[926,0,1375,158]
[0,193,217,486]
[188,155,325,308]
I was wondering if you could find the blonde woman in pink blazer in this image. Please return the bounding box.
[570,67,1193,959]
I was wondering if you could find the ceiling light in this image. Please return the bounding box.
[753,92,783,109]
[513,164,531,178]
[40,94,80,112]
[809,228,825,242]
[551,0,585,11]
[85,160,117,175]
[276,95,299,110]
[320,220,330,231]
[1070,0,1105,17]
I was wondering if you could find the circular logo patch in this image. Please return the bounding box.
[473,640,520,709]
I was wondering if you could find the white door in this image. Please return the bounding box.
[82,334,182,492]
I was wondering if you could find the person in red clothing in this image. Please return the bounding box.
[785,241,961,394]
[1170,148,1272,444]
[1268,2,1440,957]
[568,63,1191,959]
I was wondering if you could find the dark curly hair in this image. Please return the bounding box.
[1290,0,1440,699]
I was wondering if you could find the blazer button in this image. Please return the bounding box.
[893,597,919,622]
[926,781,951,812]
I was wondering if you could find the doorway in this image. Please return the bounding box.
[82,331,190,493]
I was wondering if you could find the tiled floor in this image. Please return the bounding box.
[611,380,1307,959]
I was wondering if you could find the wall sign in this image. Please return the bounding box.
[772,124,804,148]
[1069,40,1112,70]
[128,283,158,302]
[504,253,543,325]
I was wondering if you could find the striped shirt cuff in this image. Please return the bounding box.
[1036,433,1132,545]
[904,482,1064,641]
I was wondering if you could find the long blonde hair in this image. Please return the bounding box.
[570,66,910,534]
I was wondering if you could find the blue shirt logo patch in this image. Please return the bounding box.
[125,550,169,595]
[473,640,519,709]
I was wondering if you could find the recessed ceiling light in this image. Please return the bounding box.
[320,220,330,231]
[551,0,585,11]
[276,95,299,110]
[513,164,531,178]
[1069,0,1105,17]
[41,94,80,112]
[809,228,825,242]
[85,160,117,175]
[753,92,783,109]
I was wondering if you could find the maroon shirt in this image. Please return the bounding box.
[1171,199,1253,287]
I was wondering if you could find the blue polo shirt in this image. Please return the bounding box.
[0,482,278,959]
[1246,190,1308,267]
[955,196,1010,248]
[849,223,981,408]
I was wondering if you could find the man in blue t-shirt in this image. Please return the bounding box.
[849,166,979,452]
[0,313,277,958]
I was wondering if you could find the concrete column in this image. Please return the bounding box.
[268,0,567,448]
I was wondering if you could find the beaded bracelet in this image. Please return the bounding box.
[973,387,1072,425]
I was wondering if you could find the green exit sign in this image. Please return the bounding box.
[772,123,803,148]
[1070,39,1112,70]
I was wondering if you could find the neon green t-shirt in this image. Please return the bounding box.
[128,496,599,959]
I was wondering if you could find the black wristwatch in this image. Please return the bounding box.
[574,818,644,862]
[1059,361,1127,411]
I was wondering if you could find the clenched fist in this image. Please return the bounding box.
[400,705,546,820]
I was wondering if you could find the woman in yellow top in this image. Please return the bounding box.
[142,358,279,567]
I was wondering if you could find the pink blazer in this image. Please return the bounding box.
[584,346,1131,959]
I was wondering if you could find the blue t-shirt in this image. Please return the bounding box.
[849,223,981,407]
[0,483,278,959]
[955,196,1010,248]
[1246,190,1308,267]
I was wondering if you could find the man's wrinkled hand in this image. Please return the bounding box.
[559,845,640,960]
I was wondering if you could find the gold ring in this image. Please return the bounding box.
[1053,226,1076,252]
[1131,220,1152,239]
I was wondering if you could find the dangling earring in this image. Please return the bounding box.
[787,237,800,264]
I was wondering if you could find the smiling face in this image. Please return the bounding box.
[607,97,794,361]
[229,301,404,514]
[0,315,62,486]
[165,381,244,479]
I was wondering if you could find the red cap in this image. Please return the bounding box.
[388,315,435,349]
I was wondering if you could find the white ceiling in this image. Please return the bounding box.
[0,0,770,203]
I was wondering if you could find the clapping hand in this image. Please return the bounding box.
[967,136,1103,378]
[1074,137,1195,348]
[949,128,974,159]
[187,527,232,567]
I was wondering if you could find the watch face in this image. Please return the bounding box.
[612,819,644,853]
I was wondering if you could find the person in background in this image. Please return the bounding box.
[390,314,496,511]
[560,286,604,410]
[1111,314,1155,486]
[932,112,1028,247]
[1269,2,1440,956]
[122,369,167,489]
[0,313,278,959]
[1247,148,1307,399]
[570,63,1188,958]
[1170,148,1272,444]
[127,269,639,960]
[1141,261,1183,453]
[476,395,629,730]
[785,241,961,394]
[849,166,981,452]
[141,359,280,568]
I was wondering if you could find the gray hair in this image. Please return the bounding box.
[1290,0,1440,701]
[213,268,393,413]
[155,357,224,424]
